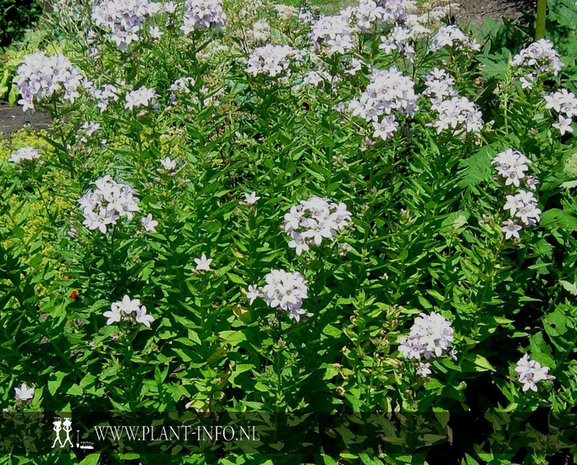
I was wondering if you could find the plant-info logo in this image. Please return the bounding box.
[51,417,94,450]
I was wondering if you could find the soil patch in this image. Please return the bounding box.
[0,104,51,139]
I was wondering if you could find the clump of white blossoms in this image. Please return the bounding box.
[379,25,414,61]
[420,68,483,134]
[169,77,196,103]
[492,147,541,240]
[141,214,158,232]
[492,149,532,188]
[91,0,162,50]
[14,382,35,401]
[351,0,406,33]
[181,0,226,34]
[124,86,159,112]
[90,83,122,111]
[348,67,417,141]
[245,45,303,77]
[9,147,41,164]
[503,190,541,227]
[104,295,155,327]
[544,88,577,135]
[310,14,355,55]
[78,175,140,234]
[399,312,456,376]
[515,354,555,392]
[284,196,351,255]
[422,68,458,104]
[511,39,563,89]
[159,157,177,174]
[430,25,480,53]
[248,269,311,322]
[431,96,483,134]
[15,52,84,112]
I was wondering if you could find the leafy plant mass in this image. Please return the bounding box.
[1,0,577,463]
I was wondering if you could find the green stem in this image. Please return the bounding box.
[536,0,547,40]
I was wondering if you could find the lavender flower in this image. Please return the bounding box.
[511,39,563,89]
[124,86,159,112]
[430,25,480,53]
[399,312,455,361]
[92,0,162,50]
[9,147,41,164]
[78,175,140,234]
[248,269,311,322]
[310,14,355,56]
[245,45,302,77]
[492,149,532,188]
[181,0,226,34]
[544,88,577,136]
[104,295,154,327]
[15,53,84,112]
[515,354,555,392]
[284,196,351,255]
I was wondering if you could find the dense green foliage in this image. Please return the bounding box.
[0,0,42,47]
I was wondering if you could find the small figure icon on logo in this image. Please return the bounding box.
[51,417,73,449]
[51,418,64,448]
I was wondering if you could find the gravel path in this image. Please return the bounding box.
[454,0,536,27]
[0,104,51,139]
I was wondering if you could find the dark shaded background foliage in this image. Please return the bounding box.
[0,0,43,47]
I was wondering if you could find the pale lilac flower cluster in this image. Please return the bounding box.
[91,0,161,50]
[515,354,555,392]
[79,121,101,143]
[273,4,298,21]
[141,214,158,232]
[431,96,483,134]
[399,312,455,376]
[181,0,226,34]
[421,68,483,134]
[348,67,417,141]
[250,20,270,43]
[430,25,480,53]
[492,149,532,188]
[90,83,122,111]
[15,53,84,112]
[297,70,332,89]
[422,68,457,104]
[104,295,154,327]
[8,147,41,164]
[284,196,351,255]
[544,89,577,136]
[246,45,302,77]
[159,156,177,174]
[78,175,139,234]
[345,57,364,75]
[492,148,540,239]
[310,14,355,55]
[379,25,414,61]
[169,77,196,102]
[124,86,159,112]
[511,39,563,89]
[352,0,406,33]
[503,190,541,231]
[247,269,310,322]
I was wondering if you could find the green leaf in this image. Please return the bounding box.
[48,372,67,396]
[541,209,577,231]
